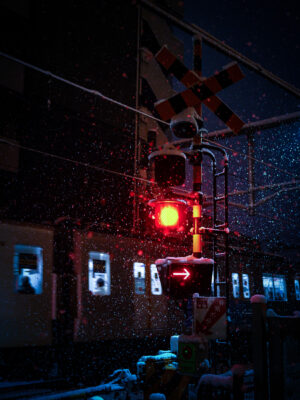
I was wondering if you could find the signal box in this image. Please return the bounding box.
[155,256,214,299]
[148,146,186,187]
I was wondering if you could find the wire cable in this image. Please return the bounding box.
[0,50,299,179]
[1,137,298,228]
[0,137,155,185]
[0,51,169,128]
[203,137,300,179]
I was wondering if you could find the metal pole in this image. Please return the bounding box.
[247,133,255,215]
[133,4,142,232]
[193,35,203,119]
[192,133,203,258]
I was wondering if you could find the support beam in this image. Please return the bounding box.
[204,111,300,139]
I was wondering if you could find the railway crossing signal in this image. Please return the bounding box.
[154,46,245,134]
[147,40,231,306]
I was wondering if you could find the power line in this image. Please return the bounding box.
[0,50,299,180]
[0,137,154,185]
[203,138,299,179]
[0,51,169,128]
[1,137,298,228]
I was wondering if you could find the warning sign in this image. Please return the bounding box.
[194,297,226,340]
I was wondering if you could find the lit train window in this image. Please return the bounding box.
[134,262,146,294]
[242,274,250,299]
[232,273,240,298]
[295,279,300,300]
[88,252,110,296]
[263,274,287,301]
[273,276,287,301]
[13,245,43,295]
[150,264,162,295]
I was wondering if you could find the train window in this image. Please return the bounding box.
[134,262,146,294]
[150,264,162,295]
[295,279,300,300]
[232,273,240,298]
[13,245,43,294]
[273,276,287,301]
[263,274,287,301]
[88,252,110,296]
[242,273,250,299]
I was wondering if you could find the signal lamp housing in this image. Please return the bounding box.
[148,199,187,233]
[170,107,199,139]
[149,145,186,187]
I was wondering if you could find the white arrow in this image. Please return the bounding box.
[172,268,190,280]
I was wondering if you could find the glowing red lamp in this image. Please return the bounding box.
[148,199,187,232]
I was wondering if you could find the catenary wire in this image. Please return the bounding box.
[0,51,169,128]
[0,50,299,180]
[0,137,154,184]
[1,137,298,227]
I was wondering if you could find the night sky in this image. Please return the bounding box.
[168,0,300,257]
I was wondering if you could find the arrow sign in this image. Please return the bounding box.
[172,268,190,280]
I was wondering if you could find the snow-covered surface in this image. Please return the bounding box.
[103,369,136,385]
[31,383,125,400]
[138,352,176,363]
[155,255,214,265]
[266,308,300,318]
[149,393,166,400]
[250,294,267,303]
[170,335,179,353]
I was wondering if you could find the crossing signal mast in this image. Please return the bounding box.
[148,117,230,302]
[147,38,245,309]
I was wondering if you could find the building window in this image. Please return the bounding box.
[150,264,162,295]
[242,273,250,299]
[232,273,240,298]
[263,274,287,301]
[134,262,146,294]
[88,252,110,296]
[295,279,300,300]
[14,245,43,294]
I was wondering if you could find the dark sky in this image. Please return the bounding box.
[184,0,300,89]
[168,0,300,255]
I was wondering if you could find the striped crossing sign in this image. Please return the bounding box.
[154,46,245,134]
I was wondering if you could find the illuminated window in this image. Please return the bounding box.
[232,273,240,298]
[134,262,146,294]
[242,273,250,299]
[88,252,110,296]
[150,264,162,295]
[14,245,43,294]
[295,279,300,300]
[263,274,287,301]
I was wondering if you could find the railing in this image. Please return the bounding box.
[251,296,300,400]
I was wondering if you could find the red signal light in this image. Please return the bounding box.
[159,205,179,227]
[148,199,187,232]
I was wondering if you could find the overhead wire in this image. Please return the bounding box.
[0,51,299,180]
[0,137,154,185]
[203,137,299,179]
[1,137,298,228]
